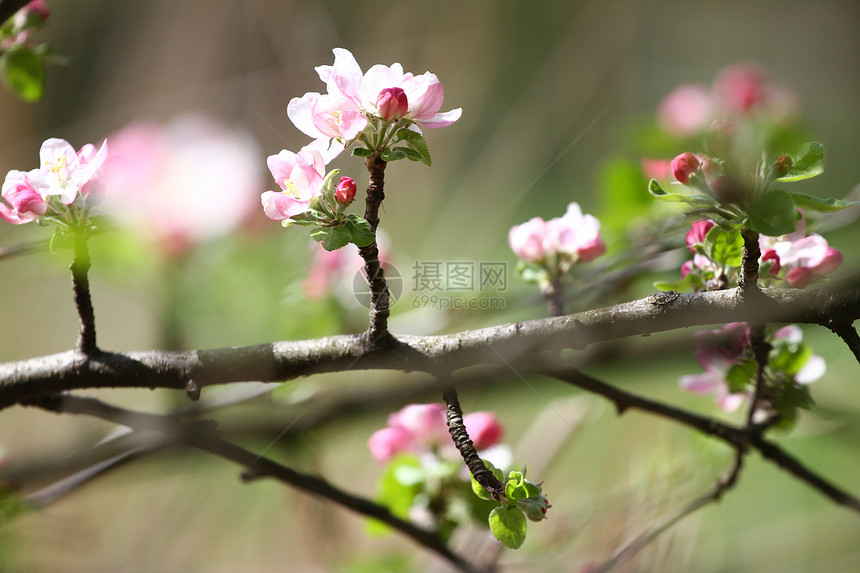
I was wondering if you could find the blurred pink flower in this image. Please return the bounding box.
[758,213,843,287]
[508,216,549,263]
[0,170,46,224]
[658,84,711,137]
[680,322,751,412]
[102,115,261,255]
[671,152,701,184]
[685,219,714,253]
[509,202,605,266]
[368,425,414,463]
[463,412,503,451]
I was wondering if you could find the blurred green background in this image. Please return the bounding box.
[1,0,858,571]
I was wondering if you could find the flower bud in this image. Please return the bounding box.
[334,176,357,204]
[516,493,550,522]
[671,152,701,184]
[772,155,793,178]
[463,412,503,451]
[686,220,715,253]
[811,246,842,276]
[376,87,409,121]
[786,266,813,288]
[761,249,781,275]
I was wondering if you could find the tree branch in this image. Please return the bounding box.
[71,232,98,356]
[3,285,859,410]
[27,393,480,573]
[829,321,860,365]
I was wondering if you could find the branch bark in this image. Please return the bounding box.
[3,285,859,410]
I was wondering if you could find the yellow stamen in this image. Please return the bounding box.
[282,179,300,198]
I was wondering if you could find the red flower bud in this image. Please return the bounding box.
[334,176,357,204]
[772,155,793,178]
[671,152,701,184]
[761,249,781,275]
[376,87,409,121]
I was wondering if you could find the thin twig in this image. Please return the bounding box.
[537,366,860,514]
[70,232,98,356]
[28,393,480,573]
[441,379,505,499]
[591,449,745,573]
[738,228,761,293]
[828,321,860,365]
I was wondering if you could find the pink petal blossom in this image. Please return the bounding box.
[34,137,108,205]
[367,426,414,462]
[463,412,503,451]
[376,87,409,121]
[658,84,711,137]
[509,217,549,263]
[388,403,449,448]
[554,202,606,262]
[261,146,326,220]
[686,219,715,253]
[103,115,261,254]
[0,170,46,224]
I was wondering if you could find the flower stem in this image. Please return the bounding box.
[545,276,564,317]
[358,153,392,348]
[738,228,761,293]
[70,230,98,356]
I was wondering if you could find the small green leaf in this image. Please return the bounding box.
[368,455,422,536]
[397,129,432,166]
[380,148,407,162]
[653,273,705,293]
[489,506,527,549]
[648,180,715,208]
[778,142,824,182]
[704,226,743,268]
[770,342,813,378]
[787,192,860,213]
[394,146,423,162]
[351,147,373,157]
[344,214,375,247]
[725,359,757,394]
[0,47,45,102]
[310,225,351,251]
[748,189,798,236]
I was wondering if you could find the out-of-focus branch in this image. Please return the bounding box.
[591,449,745,573]
[538,366,860,514]
[829,321,860,365]
[3,284,859,410]
[28,393,481,573]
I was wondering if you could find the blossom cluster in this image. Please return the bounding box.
[262,48,460,242]
[657,62,799,138]
[1,138,107,229]
[368,402,505,463]
[508,202,606,290]
[680,215,842,290]
[0,0,50,52]
[680,322,824,415]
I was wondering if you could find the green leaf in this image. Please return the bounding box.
[394,146,423,162]
[787,192,860,213]
[653,273,705,293]
[704,226,743,268]
[748,189,798,236]
[515,260,549,284]
[397,129,432,166]
[0,47,45,102]
[778,142,824,182]
[351,147,373,157]
[770,342,813,378]
[368,455,422,536]
[344,214,375,247]
[310,225,351,251]
[380,148,407,162]
[488,506,527,549]
[648,179,715,209]
[725,359,757,394]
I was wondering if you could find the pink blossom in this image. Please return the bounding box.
[658,84,712,137]
[0,170,46,224]
[761,249,781,275]
[388,403,449,448]
[759,215,843,287]
[773,326,826,384]
[261,146,326,220]
[508,217,549,263]
[102,115,261,254]
[13,1,50,28]
[32,138,108,205]
[693,322,750,372]
[463,412,503,451]
[287,92,367,154]
[554,202,606,262]
[671,152,701,184]
[641,158,673,181]
[368,426,414,462]
[376,87,409,121]
[713,63,765,115]
[685,219,715,253]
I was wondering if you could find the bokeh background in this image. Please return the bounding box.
[1,0,859,571]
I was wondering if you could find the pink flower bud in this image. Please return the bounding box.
[376,87,409,121]
[334,176,357,204]
[508,217,548,263]
[686,220,715,253]
[367,426,413,462]
[463,412,503,450]
[811,246,842,276]
[713,63,765,115]
[761,249,781,275]
[786,266,813,288]
[671,152,701,184]
[772,155,793,178]
[680,260,694,278]
[388,403,448,447]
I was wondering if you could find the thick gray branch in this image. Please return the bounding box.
[2,285,858,410]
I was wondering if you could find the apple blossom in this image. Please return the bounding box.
[102,115,261,254]
[685,219,715,253]
[508,216,549,263]
[509,202,605,267]
[0,170,46,224]
[334,176,357,204]
[376,87,409,121]
[368,425,414,463]
[261,146,326,221]
[463,412,504,451]
[657,84,711,137]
